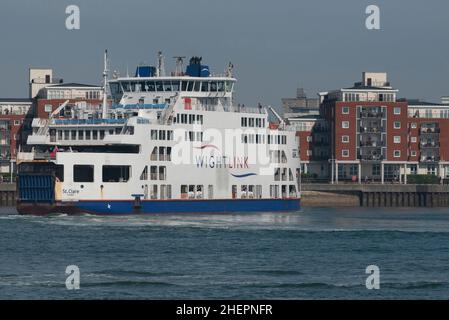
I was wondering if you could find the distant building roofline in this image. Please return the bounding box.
[45,82,101,89]
[0,98,34,103]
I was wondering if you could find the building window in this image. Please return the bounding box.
[342,121,349,129]
[44,105,53,113]
[411,137,417,143]
[342,135,349,143]
[342,106,349,114]
[394,150,401,158]
[306,136,312,142]
[394,107,401,115]
[427,165,436,175]
[411,123,417,129]
[349,165,358,176]
[373,164,381,176]
[411,150,417,157]
[342,149,349,157]
[394,122,401,129]
[394,136,401,143]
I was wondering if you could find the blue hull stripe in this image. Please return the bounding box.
[75,198,300,215]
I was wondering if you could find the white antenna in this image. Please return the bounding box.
[157,51,165,77]
[173,56,186,76]
[102,49,109,119]
[226,62,234,77]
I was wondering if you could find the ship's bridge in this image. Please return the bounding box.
[109,76,236,105]
[108,55,236,105]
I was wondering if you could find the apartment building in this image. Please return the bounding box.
[293,72,449,184]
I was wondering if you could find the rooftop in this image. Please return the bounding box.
[343,85,396,91]
[46,82,101,89]
[399,99,446,106]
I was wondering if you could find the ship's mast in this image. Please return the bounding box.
[157,51,165,77]
[102,49,109,119]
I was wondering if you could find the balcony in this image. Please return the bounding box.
[359,140,385,148]
[314,140,329,147]
[359,111,384,118]
[312,126,329,133]
[359,154,384,161]
[359,126,384,134]
[420,141,439,148]
[420,123,440,134]
[420,156,440,163]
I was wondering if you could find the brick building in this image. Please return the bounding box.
[292,72,449,184]
[35,82,103,119]
[0,68,103,178]
[288,115,329,179]
[0,98,34,175]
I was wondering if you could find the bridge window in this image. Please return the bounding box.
[74,165,94,183]
[163,81,172,91]
[121,82,130,92]
[147,81,155,91]
[102,165,130,182]
[210,82,217,92]
[225,81,233,92]
[194,81,201,92]
[201,81,209,92]
[172,81,180,91]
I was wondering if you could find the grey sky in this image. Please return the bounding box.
[0,0,448,107]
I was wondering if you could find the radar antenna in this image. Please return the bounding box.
[226,62,234,77]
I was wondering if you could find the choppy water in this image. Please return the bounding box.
[1,206,449,299]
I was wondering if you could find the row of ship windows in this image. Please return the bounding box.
[274,168,295,181]
[70,165,168,183]
[111,80,234,94]
[151,129,203,142]
[173,114,204,125]
[52,129,120,141]
[140,184,298,200]
[241,134,288,145]
[241,117,266,128]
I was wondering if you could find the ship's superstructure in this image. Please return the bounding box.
[17,52,300,214]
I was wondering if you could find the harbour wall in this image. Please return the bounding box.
[0,184,17,207]
[2,183,449,208]
[302,184,449,207]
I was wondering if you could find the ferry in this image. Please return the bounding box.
[16,51,301,215]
